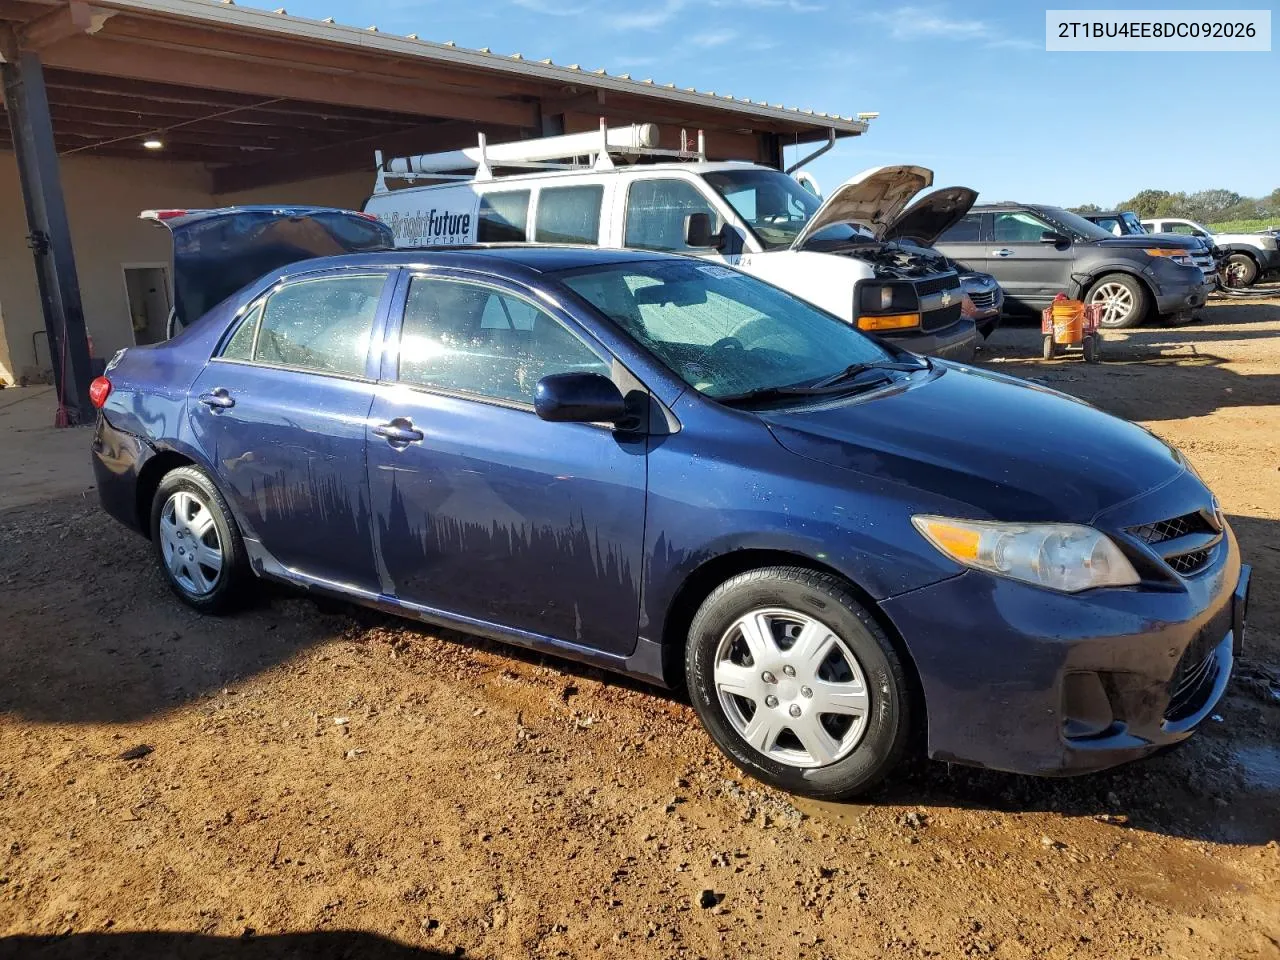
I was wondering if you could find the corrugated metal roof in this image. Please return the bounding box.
[94,0,870,134]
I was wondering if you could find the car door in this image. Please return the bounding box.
[932,212,986,271]
[986,210,1076,307]
[365,270,647,656]
[621,176,742,262]
[189,269,395,591]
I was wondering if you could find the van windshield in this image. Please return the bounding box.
[704,169,852,250]
[554,258,895,401]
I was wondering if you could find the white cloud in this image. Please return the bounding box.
[605,0,688,30]
[511,0,588,14]
[869,5,1035,50]
[690,28,739,48]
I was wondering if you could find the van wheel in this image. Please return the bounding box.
[150,466,249,614]
[1087,273,1147,328]
[684,567,912,800]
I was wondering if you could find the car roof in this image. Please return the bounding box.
[970,202,1065,212]
[281,244,675,277]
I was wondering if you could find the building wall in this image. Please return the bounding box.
[0,151,371,385]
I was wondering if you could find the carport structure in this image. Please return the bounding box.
[0,0,867,422]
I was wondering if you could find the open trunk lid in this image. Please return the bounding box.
[140,206,394,337]
[880,187,978,247]
[790,165,933,250]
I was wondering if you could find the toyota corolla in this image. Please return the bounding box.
[90,238,1249,799]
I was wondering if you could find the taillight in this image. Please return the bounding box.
[89,376,112,409]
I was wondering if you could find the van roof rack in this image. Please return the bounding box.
[374,118,706,192]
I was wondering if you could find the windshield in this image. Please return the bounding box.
[703,169,854,250]
[1038,207,1115,242]
[555,259,893,400]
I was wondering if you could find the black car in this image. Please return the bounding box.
[934,203,1214,328]
[1082,210,1218,276]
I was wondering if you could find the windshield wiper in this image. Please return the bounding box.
[809,357,929,389]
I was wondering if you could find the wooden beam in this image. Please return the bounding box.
[18,2,112,51]
[40,35,542,128]
[211,120,523,195]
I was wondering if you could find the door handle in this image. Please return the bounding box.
[991,248,1014,257]
[198,389,235,410]
[373,417,424,445]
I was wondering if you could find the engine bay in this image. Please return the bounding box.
[802,238,953,279]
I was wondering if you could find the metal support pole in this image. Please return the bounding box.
[1,49,94,425]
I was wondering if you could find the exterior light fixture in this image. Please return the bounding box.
[143,138,163,150]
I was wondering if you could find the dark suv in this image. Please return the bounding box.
[934,203,1213,328]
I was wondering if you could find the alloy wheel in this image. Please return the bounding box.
[159,490,224,596]
[1090,282,1135,327]
[713,607,871,768]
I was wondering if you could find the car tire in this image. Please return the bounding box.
[1086,273,1148,329]
[684,567,913,800]
[150,465,249,614]
[1221,252,1258,289]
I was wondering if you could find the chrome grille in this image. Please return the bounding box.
[969,290,997,309]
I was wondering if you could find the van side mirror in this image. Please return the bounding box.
[535,372,628,425]
[684,212,724,250]
[1040,231,1069,246]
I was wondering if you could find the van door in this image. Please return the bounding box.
[620,176,739,263]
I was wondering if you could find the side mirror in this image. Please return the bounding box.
[684,212,724,250]
[1040,231,1070,246]
[535,372,628,424]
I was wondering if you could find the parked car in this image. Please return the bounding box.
[935,203,1213,328]
[1081,210,1218,276]
[363,124,980,361]
[1141,217,1280,288]
[89,236,1249,800]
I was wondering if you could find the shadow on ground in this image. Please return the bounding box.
[0,932,461,960]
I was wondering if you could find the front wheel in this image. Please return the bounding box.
[684,567,913,800]
[150,466,249,614]
[1220,253,1258,289]
[1086,273,1148,329]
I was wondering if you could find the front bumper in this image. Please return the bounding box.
[885,319,980,363]
[1151,268,1215,316]
[880,534,1248,777]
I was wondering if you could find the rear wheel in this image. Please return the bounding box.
[684,567,912,800]
[1042,335,1055,360]
[1221,252,1258,289]
[150,466,248,613]
[1087,273,1148,329]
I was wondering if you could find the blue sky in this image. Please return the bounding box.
[243,0,1277,206]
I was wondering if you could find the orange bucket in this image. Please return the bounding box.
[1050,298,1085,344]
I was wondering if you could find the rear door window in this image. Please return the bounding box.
[624,179,721,252]
[992,212,1053,243]
[478,190,531,242]
[535,185,604,244]
[937,214,982,243]
[250,274,386,377]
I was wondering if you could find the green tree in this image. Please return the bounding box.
[1183,189,1241,223]
[1118,189,1173,218]
[1070,202,1102,214]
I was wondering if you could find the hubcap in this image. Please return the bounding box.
[712,608,871,769]
[1091,282,1135,327]
[159,490,223,597]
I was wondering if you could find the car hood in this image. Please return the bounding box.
[1091,235,1201,252]
[141,206,393,335]
[760,363,1184,523]
[880,187,978,247]
[791,165,933,249]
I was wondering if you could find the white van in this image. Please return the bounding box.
[363,124,979,360]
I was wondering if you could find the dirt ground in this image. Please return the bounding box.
[2,292,1278,960]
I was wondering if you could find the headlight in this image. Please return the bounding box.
[860,284,896,312]
[1144,248,1196,266]
[912,516,1140,593]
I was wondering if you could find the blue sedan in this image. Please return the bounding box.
[90,239,1249,799]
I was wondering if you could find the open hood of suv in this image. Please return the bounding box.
[140,206,393,337]
[790,165,933,250]
[880,187,978,247]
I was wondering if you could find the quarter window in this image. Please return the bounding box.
[992,212,1053,243]
[397,277,610,405]
[220,302,263,360]
[478,191,530,242]
[251,274,385,377]
[624,179,721,252]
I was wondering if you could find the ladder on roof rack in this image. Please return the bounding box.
[373,118,706,192]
